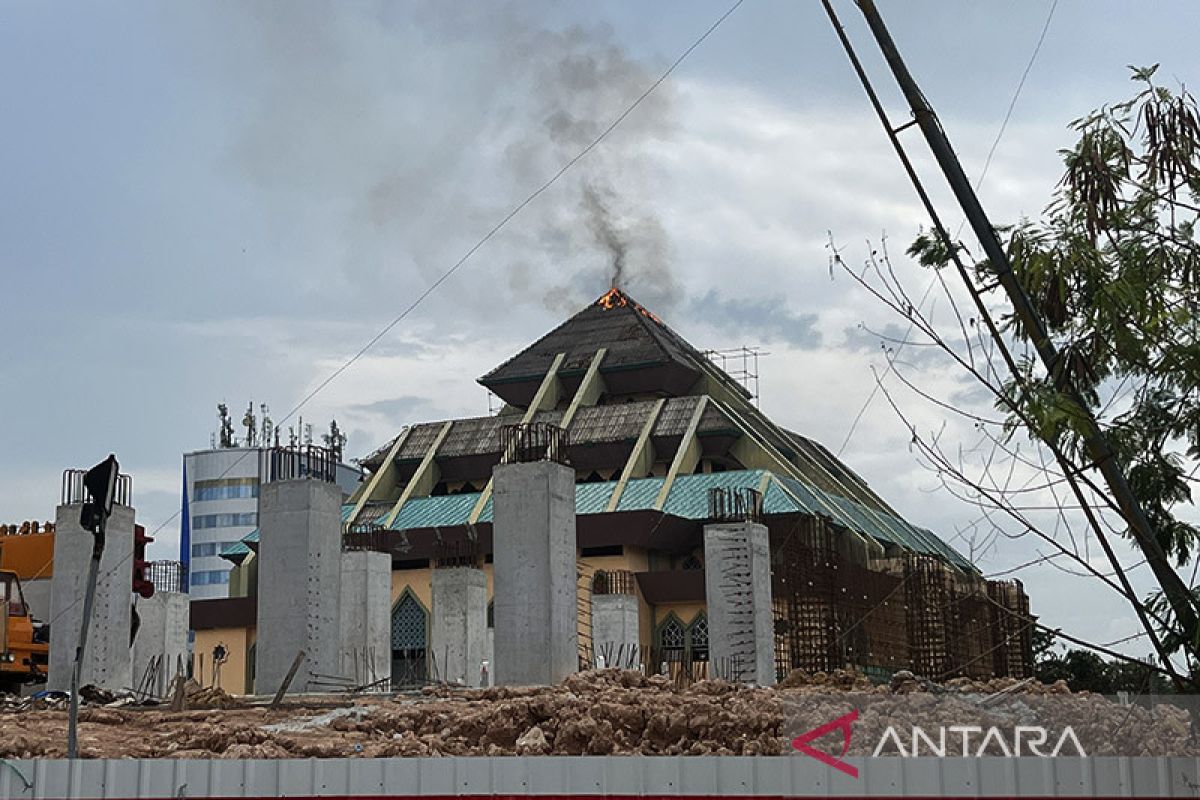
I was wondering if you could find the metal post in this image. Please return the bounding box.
[67,518,104,759]
[853,0,1199,642]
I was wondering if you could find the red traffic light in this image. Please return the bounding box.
[133,525,155,599]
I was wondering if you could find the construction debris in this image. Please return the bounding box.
[0,669,1195,759]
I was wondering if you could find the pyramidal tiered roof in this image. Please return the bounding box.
[479,288,750,407]
[342,288,976,574]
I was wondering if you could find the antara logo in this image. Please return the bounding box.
[790,711,1087,778]
[791,710,860,778]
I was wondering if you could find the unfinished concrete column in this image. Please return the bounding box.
[492,460,577,685]
[338,550,391,690]
[255,479,342,695]
[130,590,189,697]
[430,566,488,686]
[591,593,640,669]
[48,504,135,693]
[703,522,775,686]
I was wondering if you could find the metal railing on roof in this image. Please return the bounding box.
[61,469,132,507]
[591,569,638,596]
[259,444,338,485]
[146,561,185,594]
[499,422,570,466]
[707,486,763,523]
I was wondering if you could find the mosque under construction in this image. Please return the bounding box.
[195,287,1033,693]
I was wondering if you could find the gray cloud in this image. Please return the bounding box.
[690,290,822,349]
[348,395,434,423]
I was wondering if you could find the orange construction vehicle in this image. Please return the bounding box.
[0,570,49,692]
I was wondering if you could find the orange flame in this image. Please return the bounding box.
[597,287,627,310]
[595,287,663,325]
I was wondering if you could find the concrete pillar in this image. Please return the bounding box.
[591,593,640,669]
[338,550,391,690]
[48,504,135,693]
[21,579,51,622]
[430,566,488,686]
[492,460,577,685]
[130,591,189,697]
[254,479,342,695]
[703,522,775,686]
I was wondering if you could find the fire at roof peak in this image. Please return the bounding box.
[595,287,663,325]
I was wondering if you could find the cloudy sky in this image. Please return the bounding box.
[2,1,1197,659]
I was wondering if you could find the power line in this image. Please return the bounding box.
[45,0,747,631]
[971,0,1058,198]
[835,1,1058,456]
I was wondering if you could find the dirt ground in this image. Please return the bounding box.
[1,669,1195,759]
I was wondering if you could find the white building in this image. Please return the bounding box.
[181,447,360,599]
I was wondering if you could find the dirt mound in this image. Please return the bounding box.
[0,668,1194,759]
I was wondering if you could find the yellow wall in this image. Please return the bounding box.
[199,550,711,695]
[654,601,706,629]
[194,626,255,695]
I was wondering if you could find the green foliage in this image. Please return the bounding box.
[910,67,1200,569]
[1035,634,1172,694]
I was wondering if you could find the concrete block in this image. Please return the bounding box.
[339,550,391,689]
[703,522,775,686]
[430,567,488,686]
[592,594,640,668]
[492,460,577,685]
[130,591,189,697]
[254,479,343,695]
[48,504,135,693]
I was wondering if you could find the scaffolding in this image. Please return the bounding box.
[769,516,1031,681]
[703,347,767,406]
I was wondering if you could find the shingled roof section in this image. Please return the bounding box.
[478,288,750,406]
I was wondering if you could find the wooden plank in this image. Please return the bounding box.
[270,650,306,709]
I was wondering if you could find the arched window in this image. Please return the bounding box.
[391,592,427,651]
[390,590,429,688]
[657,615,685,652]
[689,613,709,662]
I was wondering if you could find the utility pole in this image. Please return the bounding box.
[68,454,119,760]
[851,0,1199,644]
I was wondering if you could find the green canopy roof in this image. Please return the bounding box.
[342,468,973,571]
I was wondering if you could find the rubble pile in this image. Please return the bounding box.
[1,669,1197,759]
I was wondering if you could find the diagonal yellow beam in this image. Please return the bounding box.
[345,427,412,528]
[468,352,567,525]
[606,398,665,513]
[559,348,606,430]
[381,421,454,528]
[653,396,709,511]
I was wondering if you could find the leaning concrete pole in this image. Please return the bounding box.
[67,455,120,760]
[854,0,1200,643]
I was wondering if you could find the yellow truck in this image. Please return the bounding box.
[0,570,49,692]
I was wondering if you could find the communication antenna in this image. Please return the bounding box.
[260,403,274,449]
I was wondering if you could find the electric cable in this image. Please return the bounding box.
[835,0,1057,456]
[42,0,748,633]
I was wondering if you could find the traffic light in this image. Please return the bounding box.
[133,525,155,599]
[80,454,119,533]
